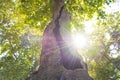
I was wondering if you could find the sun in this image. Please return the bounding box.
[72,33,87,48]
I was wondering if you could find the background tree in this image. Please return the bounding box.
[87,12,120,80]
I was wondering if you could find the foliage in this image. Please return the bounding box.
[65,0,115,30]
[0,0,118,80]
[84,12,120,80]
[0,0,41,80]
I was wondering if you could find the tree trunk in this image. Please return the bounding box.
[26,0,93,80]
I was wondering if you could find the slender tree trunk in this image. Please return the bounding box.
[26,0,93,80]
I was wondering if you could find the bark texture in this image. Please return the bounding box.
[26,0,93,80]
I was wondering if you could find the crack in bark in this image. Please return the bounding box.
[26,0,93,79]
[53,4,85,70]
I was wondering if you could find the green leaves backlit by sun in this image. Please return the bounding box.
[72,20,96,49]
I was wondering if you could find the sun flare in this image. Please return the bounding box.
[72,34,87,48]
[84,20,95,34]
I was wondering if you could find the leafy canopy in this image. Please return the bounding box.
[0,0,117,80]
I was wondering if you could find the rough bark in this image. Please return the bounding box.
[26,0,93,80]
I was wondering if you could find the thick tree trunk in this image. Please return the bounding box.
[26,0,93,80]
